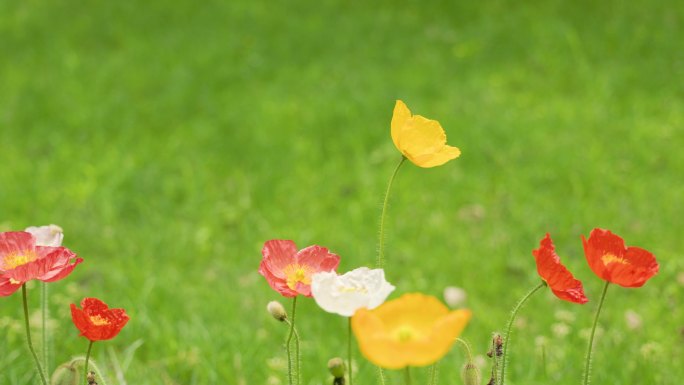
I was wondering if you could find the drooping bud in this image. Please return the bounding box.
[461,362,480,385]
[50,363,79,385]
[267,301,288,322]
[327,357,346,379]
[87,371,98,385]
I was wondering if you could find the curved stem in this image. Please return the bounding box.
[404,366,412,385]
[456,338,474,361]
[22,284,49,385]
[285,296,299,385]
[41,282,49,373]
[347,317,353,385]
[84,341,94,385]
[376,156,406,268]
[582,281,610,385]
[428,363,439,385]
[499,281,545,385]
[377,366,386,385]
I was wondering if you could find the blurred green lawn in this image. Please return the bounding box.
[1,0,683,384]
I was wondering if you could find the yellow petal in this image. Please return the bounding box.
[415,145,461,168]
[396,115,449,165]
[352,293,471,369]
[391,100,412,150]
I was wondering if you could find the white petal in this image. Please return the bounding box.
[311,267,395,317]
[25,224,64,247]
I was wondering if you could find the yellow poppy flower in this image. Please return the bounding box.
[351,293,471,369]
[391,100,461,168]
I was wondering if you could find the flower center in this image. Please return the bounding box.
[284,264,312,290]
[1,251,37,270]
[393,326,421,343]
[89,315,111,326]
[601,253,628,265]
[339,285,369,294]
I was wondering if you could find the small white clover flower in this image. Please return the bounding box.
[25,224,64,247]
[311,267,395,317]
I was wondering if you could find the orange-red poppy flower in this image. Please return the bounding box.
[533,233,588,304]
[259,240,340,297]
[0,231,83,296]
[391,100,461,168]
[71,298,130,341]
[351,293,471,369]
[582,228,659,288]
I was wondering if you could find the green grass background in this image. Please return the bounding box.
[1,0,682,384]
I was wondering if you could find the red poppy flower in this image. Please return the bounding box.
[0,231,83,296]
[259,240,340,297]
[582,228,659,288]
[70,298,130,341]
[533,233,588,304]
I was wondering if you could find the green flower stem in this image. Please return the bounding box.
[22,284,49,385]
[66,357,109,385]
[377,366,386,385]
[428,363,439,385]
[41,282,49,372]
[285,296,300,385]
[582,281,610,385]
[404,366,412,385]
[376,156,406,268]
[84,341,94,385]
[456,338,474,361]
[347,317,353,385]
[499,281,546,385]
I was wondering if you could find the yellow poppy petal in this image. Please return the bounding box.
[397,115,451,165]
[391,100,412,150]
[352,293,471,369]
[415,144,461,168]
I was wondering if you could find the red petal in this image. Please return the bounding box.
[533,234,588,304]
[582,229,658,287]
[0,275,22,296]
[295,245,340,273]
[260,240,298,278]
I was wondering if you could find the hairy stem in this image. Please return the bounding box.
[582,281,610,385]
[376,156,406,268]
[499,281,545,385]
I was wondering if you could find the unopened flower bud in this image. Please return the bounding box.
[50,363,79,385]
[327,357,346,379]
[267,301,288,322]
[461,362,480,385]
[87,371,98,385]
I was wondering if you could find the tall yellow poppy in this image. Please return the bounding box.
[391,100,461,168]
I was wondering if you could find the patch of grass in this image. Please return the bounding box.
[1,0,682,384]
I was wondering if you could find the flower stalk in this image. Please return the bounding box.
[347,317,353,385]
[84,341,94,385]
[285,296,300,385]
[377,156,406,268]
[22,284,49,385]
[582,281,610,385]
[499,281,545,385]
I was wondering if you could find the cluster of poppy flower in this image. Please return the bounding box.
[0,227,129,385]
[259,100,660,385]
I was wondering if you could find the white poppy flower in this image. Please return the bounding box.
[311,267,395,317]
[25,224,64,247]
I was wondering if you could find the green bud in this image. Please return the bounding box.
[50,363,79,385]
[267,301,288,322]
[327,357,346,379]
[461,362,480,385]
